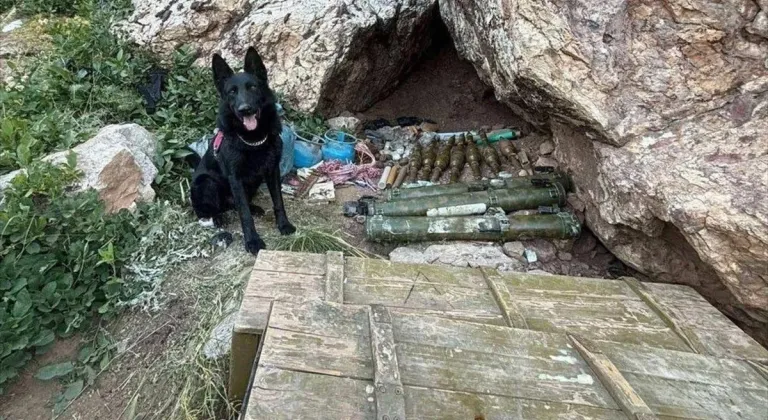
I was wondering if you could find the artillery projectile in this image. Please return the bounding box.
[448,135,466,183]
[366,212,581,242]
[430,135,455,183]
[393,163,408,189]
[497,139,521,170]
[479,131,502,174]
[418,136,437,181]
[386,165,399,189]
[407,143,422,183]
[465,133,482,180]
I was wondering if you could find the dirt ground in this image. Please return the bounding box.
[360,33,532,134]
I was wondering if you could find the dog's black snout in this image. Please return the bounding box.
[237,103,255,114]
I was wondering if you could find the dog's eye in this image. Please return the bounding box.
[228,87,237,95]
[247,84,257,91]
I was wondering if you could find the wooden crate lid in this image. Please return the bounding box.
[243,301,768,420]
[236,251,768,362]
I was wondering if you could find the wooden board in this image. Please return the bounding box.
[244,301,768,419]
[593,340,768,419]
[232,251,767,401]
[244,301,626,420]
[493,271,691,352]
[633,281,768,362]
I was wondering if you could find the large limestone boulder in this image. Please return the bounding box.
[440,0,768,334]
[120,0,437,115]
[0,124,157,213]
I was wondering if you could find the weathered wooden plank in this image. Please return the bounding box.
[404,385,628,420]
[481,268,528,328]
[597,341,768,392]
[324,251,345,304]
[637,282,768,362]
[623,372,768,420]
[251,250,327,275]
[389,307,507,326]
[524,319,691,352]
[392,312,579,360]
[568,336,657,420]
[344,280,502,315]
[258,327,372,380]
[244,367,376,420]
[501,272,637,298]
[345,257,488,289]
[368,305,406,420]
[396,341,618,409]
[229,329,261,404]
[266,300,370,340]
[596,341,768,419]
[244,271,325,302]
[502,276,690,352]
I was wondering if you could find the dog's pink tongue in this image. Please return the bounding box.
[243,115,258,131]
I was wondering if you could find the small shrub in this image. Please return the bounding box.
[0,158,142,391]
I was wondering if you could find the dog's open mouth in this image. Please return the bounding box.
[241,109,261,131]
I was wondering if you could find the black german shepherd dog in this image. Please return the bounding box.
[190,47,295,255]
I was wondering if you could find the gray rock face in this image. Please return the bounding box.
[440,0,768,333]
[0,124,157,213]
[120,0,437,115]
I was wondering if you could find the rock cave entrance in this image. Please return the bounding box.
[355,18,629,282]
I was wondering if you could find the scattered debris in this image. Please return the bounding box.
[326,115,361,133]
[307,181,336,203]
[503,241,526,262]
[539,140,555,155]
[209,231,234,248]
[524,249,538,263]
[535,156,558,168]
[524,239,558,263]
[2,19,22,33]
[202,312,237,360]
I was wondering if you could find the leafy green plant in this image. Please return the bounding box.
[0,159,142,392]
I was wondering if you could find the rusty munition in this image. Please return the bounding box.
[479,131,502,174]
[448,135,466,183]
[366,212,581,242]
[407,143,422,183]
[429,135,455,183]
[418,136,437,181]
[393,163,408,189]
[464,133,482,180]
[383,170,571,201]
[497,138,521,170]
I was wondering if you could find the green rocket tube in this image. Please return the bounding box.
[368,183,566,217]
[365,212,581,242]
[384,171,571,201]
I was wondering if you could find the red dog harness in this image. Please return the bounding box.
[213,130,224,157]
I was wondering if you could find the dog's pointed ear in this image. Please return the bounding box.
[212,53,234,95]
[244,47,268,81]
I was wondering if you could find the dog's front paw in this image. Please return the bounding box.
[278,221,296,236]
[244,236,267,255]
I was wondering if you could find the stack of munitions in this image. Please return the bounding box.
[448,135,466,183]
[344,168,581,243]
[465,133,482,180]
[418,136,437,181]
[478,131,502,175]
[429,135,455,182]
